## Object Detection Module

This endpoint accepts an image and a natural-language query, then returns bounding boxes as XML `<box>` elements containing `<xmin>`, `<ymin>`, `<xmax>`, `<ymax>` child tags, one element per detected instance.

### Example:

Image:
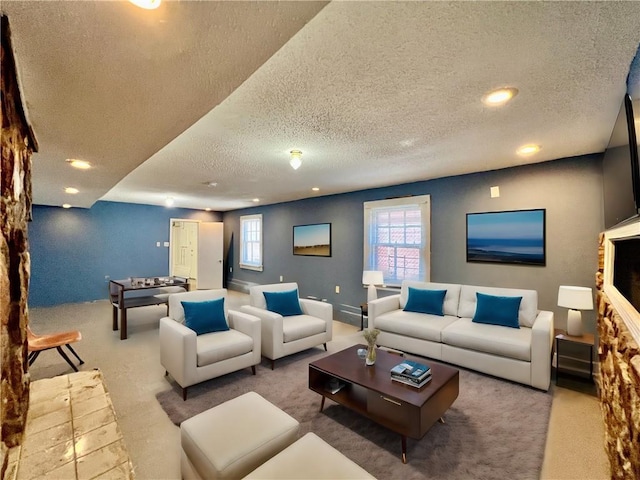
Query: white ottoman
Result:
<box><xmin>181</xmin><ymin>391</ymin><xmax>300</xmax><ymax>479</ymax></box>
<box><xmin>244</xmin><ymin>432</ymin><xmax>375</xmax><ymax>479</ymax></box>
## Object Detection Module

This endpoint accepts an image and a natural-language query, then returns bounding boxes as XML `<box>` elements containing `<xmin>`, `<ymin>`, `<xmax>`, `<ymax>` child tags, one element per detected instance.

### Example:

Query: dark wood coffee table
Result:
<box><xmin>309</xmin><ymin>344</ymin><xmax>459</xmax><ymax>463</ymax></box>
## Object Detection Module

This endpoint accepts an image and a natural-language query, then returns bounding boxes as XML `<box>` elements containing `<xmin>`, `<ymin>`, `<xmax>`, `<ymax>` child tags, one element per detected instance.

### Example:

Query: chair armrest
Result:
<box><xmin>241</xmin><ymin>305</ymin><xmax>284</xmax><ymax>360</ymax></box>
<box><xmin>228</xmin><ymin>310</ymin><xmax>261</xmax><ymax>350</ymax></box>
<box><xmin>159</xmin><ymin>317</ymin><xmax>197</xmax><ymax>387</ymax></box>
<box><xmin>299</xmin><ymin>299</ymin><xmax>333</xmax><ymax>322</ymax></box>
<box><xmin>530</xmin><ymin>310</ymin><xmax>554</xmax><ymax>390</ymax></box>
<box><xmin>368</xmin><ymin>294</ymin><xmax>401</xmax><ymax>328</ymax></box>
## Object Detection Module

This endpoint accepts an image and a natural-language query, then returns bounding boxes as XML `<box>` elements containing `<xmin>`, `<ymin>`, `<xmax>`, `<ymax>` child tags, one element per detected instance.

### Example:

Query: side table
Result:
<box><xmin>360</xmin><ymin>303</ymin><xmax>368</xmax><ymax>331</ymax></box>
<box><xmin>554</xmin><ymin>329</ymin><xmax>595</xmax><ymax>384</ymax></box>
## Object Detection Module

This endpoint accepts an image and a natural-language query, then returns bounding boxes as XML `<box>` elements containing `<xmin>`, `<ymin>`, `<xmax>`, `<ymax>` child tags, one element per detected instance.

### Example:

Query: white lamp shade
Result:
<box><xmin>362</xmin><ymin>270</ymin><xmax>384</xmax><ymax>286</ymax></box>
<box><xmin>557</xmin><ymin>286</ymin><xmax>594</xmax><ymax>310</ymax></box>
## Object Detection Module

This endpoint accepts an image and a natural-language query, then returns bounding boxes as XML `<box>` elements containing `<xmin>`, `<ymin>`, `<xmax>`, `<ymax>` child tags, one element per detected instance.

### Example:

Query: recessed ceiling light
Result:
<box><xmin>252</xmin><ymin>198</ymin><xmax>260</xmax><ymax>203</ymax></box>
<box><xmin>64</xmin><ymin>187</ymin><xmax>79</xmax><ymax>194</ymax></box>
<box><xmin>516</xmin><ymin>144</ymin><xmax>541</xmax><ymax>156</ymax></box>
<box><xmin>205</xmin><ymin>208</ymin><xmax>212</xmax><ymax>212</ymax></box>
<box><xmin>482</xmin><ymin>87</ymin><xmax>519</xmax><ymax>106</ymax></box>
<box><xmin>312</xmin><ymin>187</ymin><xmax>320</xmax><ymax>192</ymax></box>
<box><xmin>66</xmin><ymin>159</ymin><xmax>91</xmax><ymax>170</ymax></box>
<box><xmin>206</xmin><ymin>181</ymin><xmax>218</xmax><ymax>187</ymax></box>
<box><xmin>165</xmin><ymin>197</ymin><xmax>175</xmax><ymax>207</ymax></box>
<box><xmin>62</xmin><ymin>204</ymin><xmax>71</xmax><ymax>209</ymax></box>
<box><xmin>129</xmin><ymin>0</ymin><xmax>161</xmax><ymax>9</ymax></box>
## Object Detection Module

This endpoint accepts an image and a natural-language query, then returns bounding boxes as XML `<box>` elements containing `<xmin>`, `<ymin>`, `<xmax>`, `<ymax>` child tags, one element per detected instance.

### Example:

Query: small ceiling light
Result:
<box><xmin>66</xmin><ymin>159</ymin><xmax>91</xmax><ymax>170</ymax></box>
<box><xmin>64</xmin><ymin>187</ymin><xmax>79</xmax><ymax>194</ymax></box>
<box><xmin>62</xmin><ymin>204</ymin><xmax>71</xmax><ymax>209</ymax></box>
<box><xmin>205</xmin><ymin>208</ymin><xmax>212</xmax><ymax>212</ymax></box>
<box><xmin>482</xmin><ymin>87</ymin><xmax>519</xmax><ymax>106</ymax></box>
<box><xmin>252</xmin><ymin>198</ymin><xmax>260</xmax><ymax>203</ymax></box>
<box><xmin>206</xmin><ymin>181</ymin><xmax>218</xmax><ymax>187</ymax></box>
<box><xmin>129</xmin><ymin>0</ymin><xmax>161</xmax><ymax>10</ymax></box>
<box><xmin>516</xmin><ymin>144</ymin><xmax>541</xmax><ymax>156</ymax></box>
<box><xmin>312</xmin><ymin>187</ymin><xmax>320</xmax><ymax>192</ymax></box>
<box><xmin>289</xmin><ymin>150</ymin><xmax>303</xmax><ymax>170</ymax></box>
<box><xmin>165</xmin><ymin>197</ymin><xmax>175</xmax><ymax>207</ymax></box>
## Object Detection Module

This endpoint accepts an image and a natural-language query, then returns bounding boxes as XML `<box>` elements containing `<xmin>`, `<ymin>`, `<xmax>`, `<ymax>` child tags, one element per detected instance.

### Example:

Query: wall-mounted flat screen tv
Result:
<box><xmin>603</xmin><ymin>94</ymin><xmax>640</xmax><ymax>229</ymax></box>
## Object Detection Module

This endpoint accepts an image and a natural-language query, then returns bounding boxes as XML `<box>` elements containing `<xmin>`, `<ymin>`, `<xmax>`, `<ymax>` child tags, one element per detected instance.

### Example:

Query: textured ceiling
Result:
<box><xmin>3</xmin><ymin>1</ymin><xmax>640</xmax><ymax>211</ymax></box>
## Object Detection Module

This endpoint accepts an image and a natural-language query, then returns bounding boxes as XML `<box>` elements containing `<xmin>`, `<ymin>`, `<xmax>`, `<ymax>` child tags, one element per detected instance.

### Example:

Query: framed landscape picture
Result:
<box><xmin>466</xmin><ymin>209</ymin><xmax>546</xmax><ymax>266</ymax></box>
<box><xmin>293</xmin><ymin>223</ymin><xmax>331</xmax><ymax>257</ymax></box>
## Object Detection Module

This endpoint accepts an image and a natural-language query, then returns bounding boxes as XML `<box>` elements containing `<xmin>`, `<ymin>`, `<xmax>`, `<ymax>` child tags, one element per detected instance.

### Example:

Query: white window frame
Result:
<box><xmin>363</xmin><ymin>195</ymin><xmax>431</xmax><ymax>286</ymax></box>
<box><xmin>240</xmin><ymin>214</ymin><xmax>263</xmax><ymax>272</ymax></box>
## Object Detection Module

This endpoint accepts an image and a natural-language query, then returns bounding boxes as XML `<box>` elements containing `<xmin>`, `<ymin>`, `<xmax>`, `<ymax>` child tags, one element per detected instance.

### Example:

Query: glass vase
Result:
<box><xmin>365</xmin><ymin>345</ymin><xmax>376</xmax><ymax>366</ymax></box>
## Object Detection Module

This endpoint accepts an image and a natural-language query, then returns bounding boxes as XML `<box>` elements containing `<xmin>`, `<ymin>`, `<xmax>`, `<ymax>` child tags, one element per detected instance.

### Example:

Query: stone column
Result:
<box><xmin>1</xmin><ymin>14</ymin><xmax>38</xmax><ymax>474</ymax></box>
<box><xmin>596</xmin><ymin>232</ymin><xmax>640</xmax><ymax>479</ymax></box>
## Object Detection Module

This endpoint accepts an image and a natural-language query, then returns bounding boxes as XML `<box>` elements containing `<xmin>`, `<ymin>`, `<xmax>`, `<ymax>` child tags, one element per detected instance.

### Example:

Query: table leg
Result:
<box><xmin>112</xmin><ymin>306</ymin><xmax>118</xmax><ymax>331</ymax></box>
<box><xmin>120</xmin><ymin>307</ymin><xmax>128</xmax><ymax>340</ymax></box>
<box><xmin>401</xmin><ymin>435</ymin><xmax>407</xmax><ymax>464</ymax></box>
<box><xmin>319</xmin><ymin>396</ymin><xmax>326</xmax><ymax>412</ymax></box>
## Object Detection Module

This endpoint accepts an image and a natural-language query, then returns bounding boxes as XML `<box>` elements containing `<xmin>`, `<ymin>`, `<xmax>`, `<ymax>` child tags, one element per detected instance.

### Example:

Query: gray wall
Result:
<box><xmin>223</xmin><ymin>154</ymin><xmax>603</xmax><ymax>332</ymax></box>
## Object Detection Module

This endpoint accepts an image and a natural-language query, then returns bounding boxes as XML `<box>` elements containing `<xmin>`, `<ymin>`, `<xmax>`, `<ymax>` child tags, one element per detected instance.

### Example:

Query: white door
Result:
<box><xmin>197</xmin><ymin>222</ymin><xmax>224</xmax><ymax>289</ymax></box>
<box><xmin>170</xmin><ymin>220</ymin><xmax>199</xmax><ymax>284</ymax></box>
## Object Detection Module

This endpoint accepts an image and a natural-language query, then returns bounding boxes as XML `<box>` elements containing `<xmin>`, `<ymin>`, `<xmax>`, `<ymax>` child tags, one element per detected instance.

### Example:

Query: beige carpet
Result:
<box><xmin>27</xmin><ymin>291</ymin><xmax>610</xmax><ymax>479</ymax></box>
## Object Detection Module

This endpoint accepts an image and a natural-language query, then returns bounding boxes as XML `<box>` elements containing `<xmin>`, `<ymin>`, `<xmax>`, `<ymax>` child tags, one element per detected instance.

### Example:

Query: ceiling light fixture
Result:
<box><xmin>66</xmin><ymin>159</ymin><xmax>91</xmax><ymax>170</ymax></box>
<box><xmin>289</xmin><ymin>150</ymin><xmax>303</xmax><ymax>170</ymax></box>
<box><xmin>252</xmin><ymin>198</ymin><xmax>260</xmax><ymax>203</ymax></box>
<box><xmin>206</xmin><ymin>181</ymin><xmax>218</xmax><ymax>187</ymax></box>
<box><xmin>482</xmin><ymin>87</ymin><xmax>519</xmax><ymax>106</ymax></box>
<box><xmin>129</xmin><ymin>0</ymin><xmax>161</xmax><ymax>10</ymax></box>
<box><xmin>516</xmin><ymin>144</ymin><xmax>541</xmax><ymax>156</ymax></box>
<box><xmin>165</xmin><ymin>197</ymin><xmax>175</xmax><ymax>207</ymax></box>
<box><xmin>312</xmin><ymin>187</ymin><xmax>320</xmax><ymax>192</ymax></box>
<box><xmin>205</xmin><ymin>208</ymin><xmax>212</xmax><ymax>212</ymax></box>
<box><xmin>64</xmin><ymin>187</ymin><xmax>79</xmax><ymax>194</ymax></box>
<box><xmin>62</xmin><ymin>204</ymin><xmax>71</xmax><ymax>209</ymax></box>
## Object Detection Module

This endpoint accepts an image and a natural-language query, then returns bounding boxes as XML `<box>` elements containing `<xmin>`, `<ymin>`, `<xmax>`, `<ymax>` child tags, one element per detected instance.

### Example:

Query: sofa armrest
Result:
<box><xmin>228</xmin><ymin>309</ymin><xmax>261</xmax><ymax>354</ymax></box>
<box><xmin>530</xmin><ymin>310</ymin><xmax>554</xmax><ymax>390</ymax></box>
<box><xmin>368</xmin><ymin>294</ymin><xmax>401</xmax><ymax>328</ymax></box>
<box><xmin>241</xmin><ymin>305</ymin><xmax>284</xmax><ymax>360</ymax></box>
<box><xmin>159</xmin><ymin>317</ymin><xmax>197</xmax><ymax>388</ymax></box>
<box><xmin>299</xmin><ymin>298</ymin><xmax>333</xmax><ymax>322</ymax></box>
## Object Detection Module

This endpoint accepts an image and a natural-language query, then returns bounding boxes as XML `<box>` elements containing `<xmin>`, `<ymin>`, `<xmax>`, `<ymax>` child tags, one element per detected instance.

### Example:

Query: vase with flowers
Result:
<box><xmin>363</xmin><ymin>328</ymin><xmax>380</xmax><ymax>366</ymax></box>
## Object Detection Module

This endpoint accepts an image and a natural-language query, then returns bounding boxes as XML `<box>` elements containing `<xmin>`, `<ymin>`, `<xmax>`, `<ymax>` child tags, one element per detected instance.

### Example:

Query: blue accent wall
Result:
<box><xmin>29</xmin><ymin>201</ymin><xmax>221</xmax><ymax>306</ymax></box>
<box><xmin>223</xmin><ymin>155</ymin><xmax>605</xmax><ymax>331</ymax></box>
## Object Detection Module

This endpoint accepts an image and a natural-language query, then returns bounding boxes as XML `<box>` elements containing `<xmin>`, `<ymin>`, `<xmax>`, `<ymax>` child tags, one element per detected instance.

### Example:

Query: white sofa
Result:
<box><xmin>241</xmin><ymin>283</ymin><xmax>333</xmax><ymax>369</ymax></box>
<box><xmin>368</xmin><ymin>281</ymin><xmax>554</xmax><ymax>390</ymax></box>
<box><xmin>160</xmin><ymin>289</ymin><xmax>261</xmax><ymax>400</ymax></box>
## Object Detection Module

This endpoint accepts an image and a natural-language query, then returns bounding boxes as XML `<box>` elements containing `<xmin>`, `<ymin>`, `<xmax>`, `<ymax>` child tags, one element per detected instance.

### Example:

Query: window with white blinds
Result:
<box><xmin>363</xmin><ymin>195</ymin><xmax>431</xmax><ymax>286</ymax></box>
<box><xmin>240</xmin><ymin>214</ymin><xmax>263</xmax><ymax>271</ymax></box>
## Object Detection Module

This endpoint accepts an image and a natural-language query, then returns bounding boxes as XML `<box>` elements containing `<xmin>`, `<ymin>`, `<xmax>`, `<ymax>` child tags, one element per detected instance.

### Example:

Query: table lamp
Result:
<box><xmin>557</xmin><ymin>285</ymin><xmax>593</xmax><ymax>336</ymax></box>
<box><xmin>362</xmin><ymin>270</ymin><xmax>384</xmax><ymax>303</ymax></box>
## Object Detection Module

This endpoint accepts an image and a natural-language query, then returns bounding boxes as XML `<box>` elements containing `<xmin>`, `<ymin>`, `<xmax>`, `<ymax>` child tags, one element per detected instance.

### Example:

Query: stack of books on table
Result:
<box><xmin>390</xmin><ymin>360</ymin><xmax>432</xmax><ymax>388</ymax></box>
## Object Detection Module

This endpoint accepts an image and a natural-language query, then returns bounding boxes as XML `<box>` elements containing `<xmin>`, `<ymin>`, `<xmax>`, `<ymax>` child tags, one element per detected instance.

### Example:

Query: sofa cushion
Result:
<box><xmin>400</xmin><ymin>281</ymin><xmax>462</xmax><ymax>316</ymax></box>
<box><xmin>264</xmin><ymin>289</ymin><xmax>304</xmax><ymax>317</ymax></box>
<box><xmin>182</xmin><ymin>298</ymin><xmax>229</xmax><ymax>335</ymax></box>
<box><xmin>375</xmin><ymin>310</ymin><xmax>459</xmax><ymax>342</ymax></box>
<box><xmin>196</xmin><ymin>329</ymin><xmax>254</xmax><ymax>367</ymax></box>
<box><xmin>442</xmin><ymin>318</ymin><xmax>532</xmax><ymax>361</ymax></box>
<box><xmin>472</xmin><ymin>292</ymin><xmax>522</xmax><ymax>329</ymax></box>
<box><xmin>458</xmin><ymin>285</ymin><xmax>538</xmax><ymax>327</ymax></box>
<box><xmin>283</xmin><ymin>315</ymin><xmax>326</xmax><ymax>343</ymax></box>
<box><xmin>404</xmin><ymin>287</ymin><xmax>447</xmax><ymax>316</ymax></box>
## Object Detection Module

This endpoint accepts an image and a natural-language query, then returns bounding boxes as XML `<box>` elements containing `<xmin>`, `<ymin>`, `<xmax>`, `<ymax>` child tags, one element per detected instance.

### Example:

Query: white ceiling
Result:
<box><xmin>3</xmin><ymin>1</ymin><xmax>640</xmax><ymax>211</ymax></box>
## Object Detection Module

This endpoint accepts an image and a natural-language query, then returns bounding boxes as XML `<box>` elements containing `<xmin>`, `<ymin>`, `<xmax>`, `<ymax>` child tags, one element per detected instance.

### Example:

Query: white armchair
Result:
<box><xmin>240</xmin><ymin>283</ymin><xmax>333</xmax><ymax>369</ymax></box>
<box><xmin>159</xmin><ymin>289</ymin><xmax>261</xmax><ymax>400</ymax></box>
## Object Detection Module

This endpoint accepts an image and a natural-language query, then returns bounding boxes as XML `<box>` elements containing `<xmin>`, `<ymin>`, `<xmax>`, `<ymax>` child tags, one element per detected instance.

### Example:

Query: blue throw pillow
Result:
<box><xmin>403</xmin><ymin>287</ymin><xmax>447</xmax><ymax>316</ymax></box>
<box><xmin>472</xmin><ymin>292</ymin><xmax>521</xmax><ymax>329</ymax></box>
<box><xmin>181</xmin><ymin>298</ymin><xmax>229</xmax><ymax>335</ymax></box>
<box><xmin>263</xmin><ymin>289</ymin><xmax>303</xmax><ymax>316</ymax></box>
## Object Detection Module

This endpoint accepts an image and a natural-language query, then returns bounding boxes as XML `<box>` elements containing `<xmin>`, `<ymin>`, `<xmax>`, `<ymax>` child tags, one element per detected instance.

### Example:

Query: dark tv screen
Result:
<box><xmin>603</xmin><ymin>94</ymin><xmax>640</xmax><ymax>229</ymax></box>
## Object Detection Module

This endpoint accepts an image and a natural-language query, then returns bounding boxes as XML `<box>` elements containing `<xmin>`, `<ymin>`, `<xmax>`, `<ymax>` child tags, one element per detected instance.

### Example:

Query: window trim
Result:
<box><xmin>363</xmin><ymin>195</ymin><xmax>431</xmax><ymax>286</ymax></box>
<box><xmin>239</xmin><ymin>214</ymin><xmax>263</xmax><ymax>272</ymax></box>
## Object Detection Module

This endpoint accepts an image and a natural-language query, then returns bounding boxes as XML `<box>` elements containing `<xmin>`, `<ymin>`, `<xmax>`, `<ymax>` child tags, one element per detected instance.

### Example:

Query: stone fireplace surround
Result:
<box><xmin>596</xmin><ymin>219</ymin><xmax>640</xmax><ymax>479</ymax></box>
